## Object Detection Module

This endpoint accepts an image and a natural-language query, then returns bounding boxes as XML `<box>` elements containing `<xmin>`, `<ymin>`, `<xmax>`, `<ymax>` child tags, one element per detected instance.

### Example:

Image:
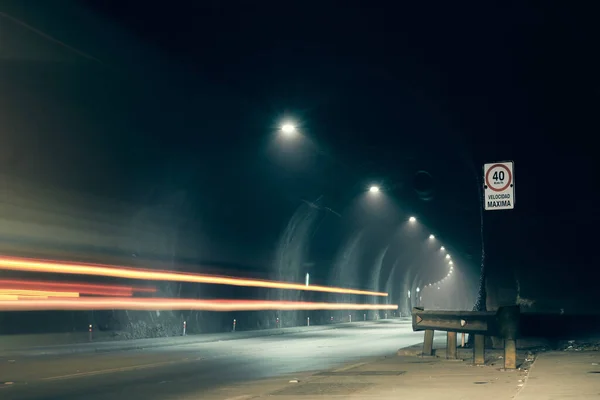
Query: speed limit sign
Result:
<box><xmin>484</xmin><ymin>161</ymin><xmax>514</xmax><ymax>210</ymax></box>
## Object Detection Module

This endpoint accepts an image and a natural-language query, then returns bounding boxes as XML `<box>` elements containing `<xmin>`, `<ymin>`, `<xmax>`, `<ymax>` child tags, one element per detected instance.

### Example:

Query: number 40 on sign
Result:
<box><xmin>483</xmin><ymin>161</ymin><xmax>515</xmax><ymax>210</ymax></box>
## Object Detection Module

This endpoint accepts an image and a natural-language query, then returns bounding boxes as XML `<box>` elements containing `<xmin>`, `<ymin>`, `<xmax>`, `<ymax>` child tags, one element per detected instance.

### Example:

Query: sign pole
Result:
<box><xmin>478</xmin><ymin>161</ymin><xmax>515</xmax><ymax>349</ymax></box>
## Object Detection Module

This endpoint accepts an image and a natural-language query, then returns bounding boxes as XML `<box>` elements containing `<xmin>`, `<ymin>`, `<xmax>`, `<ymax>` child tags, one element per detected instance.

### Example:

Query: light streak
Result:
<box><xmin>0</xmin><ymin>297</ymin><xmax>399</xmax><ymax>312</ymax></box>
<box><xmin>0</xmin><ymin>279</ymin><xmax>155</xmax><ymax>297</ymax></box>
<box><xmin>0</xmin><ymin>289</ymin><xmax>79</xmax><ymax>298</ymax></box>
<box><xmin>0</xmin><ymin>256</ymin><xmax>387</xmax><ymax>297</ymax></box>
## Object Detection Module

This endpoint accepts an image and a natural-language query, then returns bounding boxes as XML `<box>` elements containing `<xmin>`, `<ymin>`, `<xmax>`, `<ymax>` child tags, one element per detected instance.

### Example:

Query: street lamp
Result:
<box><xmin>369</xmin><ymin>185</ymin><xmax>380</xmax><ymax>193</ymax></box>
<box><xmin>408</xmin><ymin>216</ymin><xmax>416</xmax><ymax>223</ymax></box>
<box><xmin>440</xmin><ymin>246</ymin><xmax>445</xmax><ymax>251</ymax></box>
<box><xmin>280</xmin><ymin>123</ymin><xmax>297</xmax><ymax>136</ymax></box>
<box><xmin>429</xmin><ymin>234</ymin><xmax>435</xmax><ymax>240</ymax></box>
<box><xmin>449</xmin><ymin>260</ymin><xmax>453</xmax><ymax>265</ymax></box>
<box><xmin>445</xmin><ymin>254</ymin><xmax>451</xmax><ymax>259</ymax></box>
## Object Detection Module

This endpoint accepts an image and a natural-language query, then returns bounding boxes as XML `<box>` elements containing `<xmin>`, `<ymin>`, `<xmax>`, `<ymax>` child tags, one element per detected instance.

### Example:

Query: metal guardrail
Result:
<box><xmin>411</xmin><ymin>305</ymin><xmax>520</xmax><ymax>369</ymax></box>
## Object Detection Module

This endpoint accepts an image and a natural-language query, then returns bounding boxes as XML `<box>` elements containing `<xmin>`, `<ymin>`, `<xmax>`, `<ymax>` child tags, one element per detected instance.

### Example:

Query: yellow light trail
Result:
<box><xmin>0</xmin><ymin>256</ymin><xmax>388</xmax><ymax>297</ymax></box>
<box><xmin>0</xmin><ymin>297</ymin><xmax>398</xmax><ymax>312</ymax></box>
<box><xmin>0</xmin><ymin>289</ymin><xmax>79</xmax><ymax>298</ymax></box>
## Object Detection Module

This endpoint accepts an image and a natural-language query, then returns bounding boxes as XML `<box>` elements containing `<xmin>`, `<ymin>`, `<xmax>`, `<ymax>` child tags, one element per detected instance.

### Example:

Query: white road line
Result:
<box><xmin>223</xmin><ymin>395</ymin><xmax>256</xmax><ymax>400</ymax></box>
<box><xmin>333</xmin><ymin>361</ymin><xmax>369</xmax><ymax>372</ymax></box>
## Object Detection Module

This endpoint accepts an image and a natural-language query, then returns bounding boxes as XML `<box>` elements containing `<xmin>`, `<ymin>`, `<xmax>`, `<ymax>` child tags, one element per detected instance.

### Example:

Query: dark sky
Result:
<box><xmin>1</xmin><ymin>1</ymin><xmax>598</xmax><ymax>310</ymax></box>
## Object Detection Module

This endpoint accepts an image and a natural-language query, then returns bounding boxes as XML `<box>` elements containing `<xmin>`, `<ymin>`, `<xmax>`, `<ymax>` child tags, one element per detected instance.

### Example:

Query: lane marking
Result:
<box><xmin>223</xmin><ymin>395</ymin><xmax>256</xmax><ymax>400</ymax></box>
<box><xmin>333</xmin><ymin>361</ymin><xmax>369</xmax><ymax>372</ymax></box>
<box><xmin>42</xmin><ymin>357</ymin><xmax>202</xmax><ymax>381</ymax></box>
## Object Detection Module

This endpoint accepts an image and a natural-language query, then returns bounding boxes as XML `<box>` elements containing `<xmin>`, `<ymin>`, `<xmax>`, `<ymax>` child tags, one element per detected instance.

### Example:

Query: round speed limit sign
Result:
<box><xmin>485</xmin><ymin>164</ymin><xmax>512</xmax><ymax>192</ymax></box>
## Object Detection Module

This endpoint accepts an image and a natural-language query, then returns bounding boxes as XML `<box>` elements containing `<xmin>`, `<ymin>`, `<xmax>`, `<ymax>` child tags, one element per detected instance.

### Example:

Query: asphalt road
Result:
<box><xmin>1</xmin><ymin>320</ymin><xmax>426</xmax><ymax>400</ymax></box>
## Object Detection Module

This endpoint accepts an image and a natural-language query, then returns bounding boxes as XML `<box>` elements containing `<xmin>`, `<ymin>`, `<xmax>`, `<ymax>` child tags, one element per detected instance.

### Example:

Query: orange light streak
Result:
<box><xmin>0</xmin><ymin>297</ymin><xmax>398</xmax><ymax>312</ymax></box>
<box><xmin>0</xmin><ymin>256</ymin><xmax>387</xmax><ymax>297</ymax></box>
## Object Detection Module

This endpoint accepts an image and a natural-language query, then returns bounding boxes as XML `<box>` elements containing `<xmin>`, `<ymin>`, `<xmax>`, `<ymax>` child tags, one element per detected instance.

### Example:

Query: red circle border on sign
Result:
<box><xmin>485</xmin><ymin>164</ymin><xmax>512</xmax><ymax>192</ymax></box>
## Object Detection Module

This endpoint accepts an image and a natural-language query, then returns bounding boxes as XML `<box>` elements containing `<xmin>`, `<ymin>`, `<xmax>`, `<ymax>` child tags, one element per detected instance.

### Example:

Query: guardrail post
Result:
<box><xmin>423</xmin><ymin>329</ymin><xmax>434</xmax><ymax>356</ymax></box>
<box><xmin>446</xmin><ymin>331</ymin><xmax>457</xmax><ymax>359</ymax></box>
<box><xmin>474</xmin><ymin>334</ymin><xmax>485</xmax><ymax>364</ymax></box>
<box><xmin>504</xmin><ymin>339</ymin><xmax>517</xmax><ymax>369</ymax></box>
<box><xmin>496</xmin><ymin>305</ymin><xmax>520</xmax><ymax>370</ymax></box>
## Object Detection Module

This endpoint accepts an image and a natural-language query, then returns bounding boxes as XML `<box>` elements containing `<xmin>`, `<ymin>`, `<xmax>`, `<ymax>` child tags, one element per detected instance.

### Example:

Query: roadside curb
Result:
<box><xmin>396</xmin><ymin>342</ymin><xmax>426</xmax><ymax>356</ymax></box>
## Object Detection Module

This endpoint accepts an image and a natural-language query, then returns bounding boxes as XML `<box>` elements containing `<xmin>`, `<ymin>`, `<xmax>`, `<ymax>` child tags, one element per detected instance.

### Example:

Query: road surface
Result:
<box><xmin>0</xmin><ymin>320</ymin><xmax>428</xmax><ymax>399</ymax></box>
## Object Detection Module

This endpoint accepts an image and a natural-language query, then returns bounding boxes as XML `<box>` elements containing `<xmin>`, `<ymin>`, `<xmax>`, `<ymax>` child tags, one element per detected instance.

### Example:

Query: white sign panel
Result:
<box><xmin>484</xmin><ymin>161</ymin><xmax>514</xmax><ymax>210</ymax></box>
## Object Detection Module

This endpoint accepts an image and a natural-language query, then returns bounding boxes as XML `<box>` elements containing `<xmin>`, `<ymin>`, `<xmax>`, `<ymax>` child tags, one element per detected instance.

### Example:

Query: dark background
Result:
<box><xmin>0</xmin><ymin>1</ymin><xmax>597</xmax><ymax>335</ymax></box>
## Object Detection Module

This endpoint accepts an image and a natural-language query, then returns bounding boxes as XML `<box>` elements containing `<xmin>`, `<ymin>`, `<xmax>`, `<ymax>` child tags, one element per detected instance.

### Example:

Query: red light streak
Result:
<box><xmin>0</xmin><ymin>297</ymin><xmax>398</xmax><ymax>311</ymax></box>
<box><xmin>0</xmin><ymin>256</ymin><xmax>387</xmax><ymax>297</ymax></box>
<box><xmin>0</xmin><ymin>279</ymin><xmax>155</xmax><ymax>297</ymax></box>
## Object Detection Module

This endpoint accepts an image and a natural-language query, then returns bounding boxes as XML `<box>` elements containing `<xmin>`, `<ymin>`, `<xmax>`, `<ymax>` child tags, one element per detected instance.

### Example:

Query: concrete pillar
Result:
<box><xmin>423</xmin><ymin>329</ymin><xmax>434</xmax><ymax>356</ymax></box>
<box><xmin>474</xmin><ymin>334</ymin><xmax>485</xmax><ymax>364</ymax></box>
<box><xmin>446</xmin><ymin>331</ymin><xmax>457</xmax><ymax>359</ymax></box>
<box><xmin>504</xmin><ymin>339</ymin><xmax>517</xmax><ymax>369</ymax></box>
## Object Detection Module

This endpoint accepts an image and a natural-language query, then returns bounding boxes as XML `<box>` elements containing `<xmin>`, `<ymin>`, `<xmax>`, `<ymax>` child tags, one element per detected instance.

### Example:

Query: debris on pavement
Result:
<box><xmin>560</xmin><ymin>340</ymin><xmax>600</xmax><ymax>352</ymax></box>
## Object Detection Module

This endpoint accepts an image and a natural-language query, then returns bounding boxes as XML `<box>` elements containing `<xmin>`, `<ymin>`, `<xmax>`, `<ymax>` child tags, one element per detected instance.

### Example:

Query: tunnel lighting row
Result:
<box><xmin>399</xmin><ymin>214</ymin><xmax>456</xmax><ymax>298</ymax></box>
<box><xmin>415</xmin><ymin>218</ymin><xmax>455</xmax><ymax>293</ymax></box>
<box><xmin>279</xmin><ymin>122</ymin><xmax>455</xmax><ymax>295</ymax></box>
<box><xmin>365</xmin><ymin>184</ymin><xmax>456</xmax><ymax>293</ymax></box>
<box><xmin>350</xmin><ymin>182</ymin><xmax>457</xmax><ymax>293</ymax></box>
